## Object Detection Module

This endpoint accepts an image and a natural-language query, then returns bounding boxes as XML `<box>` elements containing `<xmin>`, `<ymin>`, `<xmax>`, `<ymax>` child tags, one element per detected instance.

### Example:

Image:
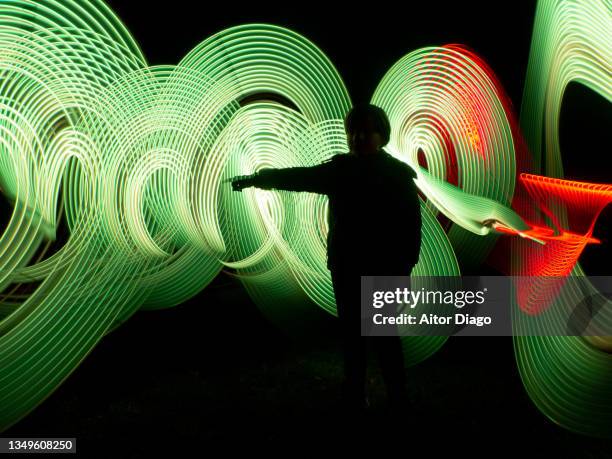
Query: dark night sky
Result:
<box><xmin>105</xmin><ymin>0</ymin><xmax>537</xmax><ymax>107</ymax></box>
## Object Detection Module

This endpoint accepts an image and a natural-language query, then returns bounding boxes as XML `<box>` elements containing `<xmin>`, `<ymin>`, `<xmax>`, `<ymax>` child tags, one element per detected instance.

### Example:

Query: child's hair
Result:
<box><xmin>344</xmin><ymin>104</ymin><xmax>391</xmax><ymax>145</ymax></box>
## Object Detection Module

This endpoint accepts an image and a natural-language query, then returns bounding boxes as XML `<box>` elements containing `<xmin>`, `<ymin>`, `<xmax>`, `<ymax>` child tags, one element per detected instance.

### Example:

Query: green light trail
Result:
<box><xmin>0</xmin><ymin>0</ymin><xmax>609</xmax><ymax>438</ymax></box>
<box><xmin>515</xmin><ymin>0</ymin><xmax>612</xmax><ymax>438</ymax></box>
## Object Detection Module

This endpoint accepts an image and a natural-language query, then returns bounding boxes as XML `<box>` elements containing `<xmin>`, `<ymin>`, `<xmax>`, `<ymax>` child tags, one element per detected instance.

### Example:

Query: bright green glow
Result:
<box><xmin>372</xmin><ymin>45</ymin><xmax>520</xmax><ymax>362</ymax></box>
<box><xmin>0</xmin><ymin>0</ymin><xmax>359</xmax><ymax>429</ymax></box>
<box><xmin>415</xmin><ymin>169</ymin><xmax>529</xmax><ymax>236</ymax></box>
<box><xmin>0</xmin><ymin>0</ymin><xmax>496</xmax><ymax>426</ymax></box>
<box><xmin>372</xmin><ymin>45</ymin><xmax>518</xmax><ymax>268</ymax></box>
<box><xmin>1</xmin><ymin>0</ymin><xmax>608</xmax><ymax>439</ymax></box>
<box><xmin>0</xmin><ymin>1</ymin><xmax>462</xmax><ymax>428</ymax></box>
<box><xmin>0</xmin><ymin>0</ymin><xmax>151</xmax><ymax>430</ymax></box>
<box><xmin>516</xmin><ymin>0</ymin><xmax>612</xmax><ymax>438</ymax></box>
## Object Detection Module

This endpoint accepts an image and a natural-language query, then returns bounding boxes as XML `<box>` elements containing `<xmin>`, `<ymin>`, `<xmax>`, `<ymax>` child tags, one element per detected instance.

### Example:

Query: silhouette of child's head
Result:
<box><xmin>344</xmin><ymin>104</ymin><xmax>391</xmax><ymax>154</ymax></box>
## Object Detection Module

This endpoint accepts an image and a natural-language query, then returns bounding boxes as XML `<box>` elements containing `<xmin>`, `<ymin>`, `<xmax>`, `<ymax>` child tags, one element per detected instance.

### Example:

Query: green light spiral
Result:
<box><xmin>0</xmin><ymin>0</ymin><xmax>609</xmax><ymax>439</ymax></box>
<box><xmin>516</xmin><ymin>0</ymin><xmax>612</xmax><ymax>438</ymax></box>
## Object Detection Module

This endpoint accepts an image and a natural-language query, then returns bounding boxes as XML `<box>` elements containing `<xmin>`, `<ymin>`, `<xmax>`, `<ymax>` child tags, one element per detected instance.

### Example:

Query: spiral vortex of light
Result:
<box><xmin>0</xmin><ymin>0</ymin><xmax>609</xmax><ymax>438</ymax></box>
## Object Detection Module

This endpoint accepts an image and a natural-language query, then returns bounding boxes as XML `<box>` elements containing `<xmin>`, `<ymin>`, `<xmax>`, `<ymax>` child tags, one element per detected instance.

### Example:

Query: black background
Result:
<box><xmin>5</xmin><ymin>0</ymin><xmax>612</xmax><ymax>456</ymax></box>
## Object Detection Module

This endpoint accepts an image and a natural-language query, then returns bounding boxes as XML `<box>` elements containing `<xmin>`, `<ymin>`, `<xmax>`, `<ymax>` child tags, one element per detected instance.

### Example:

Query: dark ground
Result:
<box><xmin>5</xmin><ymin>272</ymin><xmax>612</xmax><ymax>457</ymax></box>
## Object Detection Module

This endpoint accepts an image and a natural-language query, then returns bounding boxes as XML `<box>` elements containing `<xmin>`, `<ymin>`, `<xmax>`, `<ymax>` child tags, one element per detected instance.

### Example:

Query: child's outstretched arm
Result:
<box><xmin>229</xmin><ymin>157</ymin><xmax>337</xmax><ymax>194</ymax></box>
